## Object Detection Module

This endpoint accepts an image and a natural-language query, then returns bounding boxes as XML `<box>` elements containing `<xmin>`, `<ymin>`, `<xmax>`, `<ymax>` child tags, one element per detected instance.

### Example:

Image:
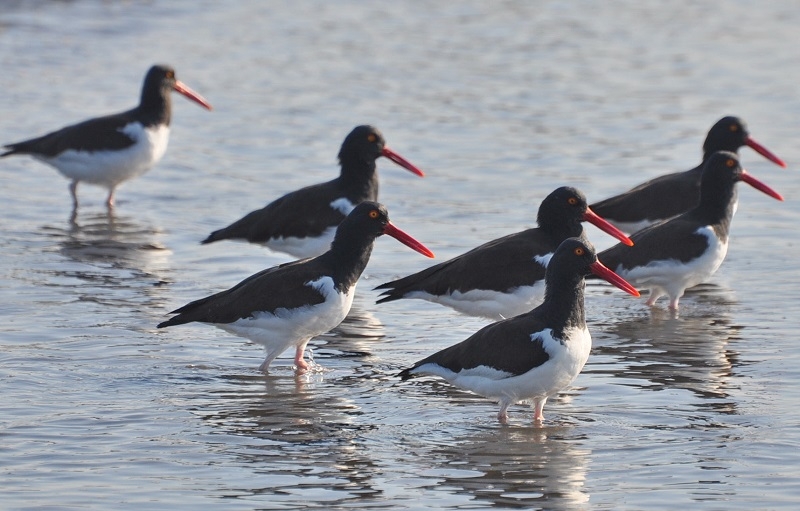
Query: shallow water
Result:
<box><xmin>1</xmin><ymin>1</ymin><xmax>800</xmax><ymax>509</ymax></box>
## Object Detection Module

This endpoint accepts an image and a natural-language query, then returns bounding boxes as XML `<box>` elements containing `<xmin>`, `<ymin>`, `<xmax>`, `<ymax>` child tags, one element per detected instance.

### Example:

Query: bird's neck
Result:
<box><xmin>540</xmin><ymin>277</ymin><xmax>586</xmax><ymax>338</ymax></box>
<box><xmin>338</xmin><ymin>158</ymin><xmax>379</xmax><ymax>197</ymax></box>
<box><xmin>324</xmin><ymin>237</ymin><xmax>375</xmax><ymax>292</ymax></box>
<box><xmin>695</xmin><ymin>178</ymin><xmax>736</xmax><ymax>238</ymax></box>
<box><xmin>539</xmin><ymin>219</ymin><xmax>584</xmax><ymax>245</ymax></box>
<box><xmin>138</xmin><ymin>88</ymin><xmax>172</xmax><ymax>126</ymax></box>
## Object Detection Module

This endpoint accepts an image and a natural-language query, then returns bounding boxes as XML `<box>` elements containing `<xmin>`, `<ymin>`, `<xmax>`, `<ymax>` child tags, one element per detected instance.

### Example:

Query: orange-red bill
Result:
<box><xmin>589</xmin><ymin>260</ymin><xmax>640</xmax><ymax>297</ymax></box>
<box><xmin>381</xmin><ymin>147</ymin><xmax>425</xmax><ymax>177</ymax></box>
<box><xmin>584</xmin><ymin>208</ymin><xmax>634</xmax><ymax>246</ymax></box>
<box><xmin>746</xmin><ymin>136</ymin><xmax>786</xmax><ymax>168</ymax></box>
<box><xmin>741</xmin><ymin>171</ymin><xmax>784</xmax><ymax>201</ymax></box>
<box><xmin>172</xmin><ymin>80</ymin><xmax>213</xmax><ymax>110</ymax></box>
<box><xmin>383</xmin><ymin>222</ymin><xmax>435</xmax><ymax>258</ymax></box>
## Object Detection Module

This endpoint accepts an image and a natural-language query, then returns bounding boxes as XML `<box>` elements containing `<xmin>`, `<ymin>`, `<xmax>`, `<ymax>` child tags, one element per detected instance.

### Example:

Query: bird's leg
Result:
<box><xmin>668</xmin><ymin>296</ymin><xmax>681</xmax><ymax>311</ymax></box>
<box><xmin>533</xmin><ymin>397</ymin><xmax>547</xmax><ymax>423</ymax></box>
<box><xmin>105</xmin><ymin>187</ymin><xmax>116</xmax><ymax>209</ymax></box>
<box><xmin>645</xmin><ymin>290</ymin><xmax>663</xmax><ymax>307</ymax></box>
<box><xmin>293</xmin><ymin>345</ymin><xmax>310</xmax><ymax>372</ymax></box>
<box><xmin>69</xmin><ymin>181</ymin><xmax>79</xmax><ymax>210</ymax></box>
<box><xmin>497</xmin><ymin>401</ymin><xmax>510</xmax><ymax>424</ymax></box>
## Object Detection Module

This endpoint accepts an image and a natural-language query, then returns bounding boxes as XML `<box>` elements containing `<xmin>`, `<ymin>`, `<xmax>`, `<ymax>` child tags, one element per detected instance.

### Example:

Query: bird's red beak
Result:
<box><xmin>740</xmin><ymin>170</ymin><xmax>784</xmax><ymax>201</ymax></box>
<box><xmin>584</xmin><ymin>207</ymin><xmax>635</xmax><ymax>246</ymax></box>
<box><xmin>172</xmin><ymin>80</ymin><xmax>213</xmax><ymax>110</ymax></box>
<box><xmin>381</xmin><ymin>147</ymin><xmax>425</xmax><ymax>177</ymax></box>
<box><xmin>383</xmin><ymin>222</ymin><xmax>435</xmax><ymax>258</ymax></box>
<box><xmin>589</xmin><ymin>261</ymin><xmax>640</xmax><ymax>297</ymax></box>
<box><xmin>745</xmin><ymin>136</ymin><xmax>786</xmax><ymax>168</ymax></box>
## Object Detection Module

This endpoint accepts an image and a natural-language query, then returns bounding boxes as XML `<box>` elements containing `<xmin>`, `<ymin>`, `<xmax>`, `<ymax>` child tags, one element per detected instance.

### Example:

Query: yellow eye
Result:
<box><xmin>568</xmin><ymin>197</ymin><xmax>578</xmax><ymax>205</ymax></box>
<box><xmin>369</xmin><ymin>209</ymin><xmax>380</xmax><ymax>219</ymax></box>
<box><xmin>574</xmin><ymin>247</ymin><xmax>585</xmax><ymax>256</ymax></box>
<box><xmin>166</xmin><ymin>70</ymin><xmax>174</xmax><ymax>79</ymax></box>
<box><xmin>729</xmin><ymin>124</ymin><xmax>738</xmax><ymax>132</ymax></box>
<box><xmin>367</xmin><ymin>134</ymin><xmax>377</xmax><ymax>143</ymax></box>
<box><xmin>726</xmin><ymin>158</ymin><xmax>735</xmax><ymax>167</ymax></box>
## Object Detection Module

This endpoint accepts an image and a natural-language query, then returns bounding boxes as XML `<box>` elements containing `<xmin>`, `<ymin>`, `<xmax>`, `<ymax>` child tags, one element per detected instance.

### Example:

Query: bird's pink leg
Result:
<box><xmin>105</xmin><ymin>187</ymin><xmax>116</xmax><ymax>209</ymax></box>
<box><xmin>293</xmin><ymin>346</ymin><xmax>310</xmax><ymax>372</ymax></box>
<box><xmin>533</xmin><ymin>397</ymin><xmax>547</xmax><ymax>423</ymax></box>
<box><xmin>497</xmin><ymin>401</ymin><xmax>510</xmax><ymax>424</ymax></box>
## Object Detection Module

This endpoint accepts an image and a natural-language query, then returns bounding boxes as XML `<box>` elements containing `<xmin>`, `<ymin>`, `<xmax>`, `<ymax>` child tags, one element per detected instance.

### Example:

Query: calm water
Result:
<box><xmin>2</xmin><ymin>1</ymin><xmax>800</xmax><ymax>509</ymax></box>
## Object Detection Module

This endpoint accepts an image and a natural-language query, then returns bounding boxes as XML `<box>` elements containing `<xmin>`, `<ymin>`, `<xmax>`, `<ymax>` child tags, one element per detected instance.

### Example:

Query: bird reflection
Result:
<box><xmin>189</xmin><ymin>370</ymin><xmax>384</xmax><ymax>503</ymax></box>
<box><xmin>591</xmin><ymin>288</ymin><xmax>742</xmax><ymax>407</ymax></box>
<box><xmin>423</xmin><ymin>426</ymin><xmax>590</xmax><ymax>509</ymax></box>
<box><xmin>37</xmin><ymin>210</ymin><xmax>172</xmax><ymax>310</ymax></box>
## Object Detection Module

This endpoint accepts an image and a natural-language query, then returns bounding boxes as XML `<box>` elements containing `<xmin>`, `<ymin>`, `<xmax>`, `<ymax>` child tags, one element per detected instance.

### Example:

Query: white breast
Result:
<box><xmin>38</xmin><ymin>123</ymin><xmax>170</xmax><ymax>188</ymax></box>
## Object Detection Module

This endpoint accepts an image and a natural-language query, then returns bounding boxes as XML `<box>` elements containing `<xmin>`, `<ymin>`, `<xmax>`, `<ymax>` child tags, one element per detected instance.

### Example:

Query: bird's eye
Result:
<box><xmin>568</xmin><ymin>197</ymin><xmax>578</xmax><ymax>205</ymax></box>
<box><xmin>726</xmin><ymin>158</ymin><xmax>735</xmax><ymax>167</ymax></box>
<box><xmin>166</xmin><ymin>70</ymin><xmax>174</xmax><ymax>79</ymax></box>
<box><xmin>574</xmin><ymin>247</ymin><xmax>585</xmax><ymax>256</ymax></box>
<box><xmin>367</xmin><ymin>134</ymin><xmax>377</xmax><ymax>143</ymax></box>
<box><xmin>369</xmin><ymin>209</ymin><xmax>380</xmax><ymax>219</ymax></box>
<box><xmin>729</xmin><ymin>124</ymin><xmax>738</xmax><ymax>132</ymax></box>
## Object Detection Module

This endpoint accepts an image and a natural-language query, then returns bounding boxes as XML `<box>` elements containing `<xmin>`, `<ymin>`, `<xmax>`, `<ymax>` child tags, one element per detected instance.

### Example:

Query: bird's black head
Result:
<box><xmin>537</xmin><ymin>186</ymin><xmax>589</xmax><ymax>233</ymax></box>
<box><xmin>703</xmin><ymin>116</ymin><xmax>749</xmax><ymax>156</ymax></box>
<box><xmin>702</xmin><ymin>151</ymin><xmax>783</xmax><ymax>201</ymax></box>
<box><xmin>339</xmin><ymin>201</ymin><xmax>392</xmax><ymax>240</ymax></box>
<box><xmin>548</xmin><ymin>237</ymin><xmax>599</xmax><ymax>280</ymax></box>
<box><xmin>339</xmin><ymin>125</ymin><xmax>387</xmax><ymax>164</ymax></box>
<box><xmin>144</xmin><ymin>64</ymin><xmax>178</xmax><ymax>92</ymax></box>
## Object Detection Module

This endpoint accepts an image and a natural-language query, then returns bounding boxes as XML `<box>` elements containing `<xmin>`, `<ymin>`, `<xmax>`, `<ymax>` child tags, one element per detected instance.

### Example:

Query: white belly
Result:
<box><xmin>406</xmin><ymin>281</ymin><xmax>546</xmax><ymax>320</ymax></box>
<box><xmin>616</xmin><ymin>225</ymin><xmax>728</xmax><ymax>299</ymax></box>
<box><xmin>416</xmin><ymin>326</ymin><xmax>592</xmax><ymax>405</ymax></box>
<box><xmin>38</xmin><ymin>123</ymin><xmax>169</xmax><ymax>188</ymax></box>
<box><xmin>214</xmin><ymin>276</ymin><xmax>355</xmax><ymax>359</ymax></box>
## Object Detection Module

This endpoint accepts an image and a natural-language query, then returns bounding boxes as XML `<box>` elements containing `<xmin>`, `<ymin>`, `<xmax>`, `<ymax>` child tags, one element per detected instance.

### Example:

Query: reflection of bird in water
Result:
<box><xmin>38</xmin><ymin>210</ymin><xmax>172</xmax><ymax>310</ymax></box>
<box><xmin>591</xmin><ymin>299</ymin><xmax>741</xmax><ymax>404</ymax></box>
<box><xmin>418</xmin><ymin>426</ymin><xmax>589</xmax><ymax>510</ymax></box>
<box><xmin>183</xmin><ymin>371</ymin><xmax>383</xmax><ymax>503</ymax></box>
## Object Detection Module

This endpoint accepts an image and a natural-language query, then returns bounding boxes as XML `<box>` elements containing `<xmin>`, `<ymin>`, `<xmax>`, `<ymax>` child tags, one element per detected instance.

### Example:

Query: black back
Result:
<box><xmin>200</xmin><ymin>125</ymin><xmax>391</xmax><ymax>244</ymax></box>
<box><xmin>1</xmin><ymin>65</ymin><xmax>178</xmax><ymax>158</ymax></box>
<box><xmin>158</xmin><ymin>202</ymin><xmax>393</xmax><ymax>327</ymax></box>
<box><xmin>589</xmin><ymin>116</ymin><xmax>752</xmax><ymax>224</ymax></box>
<box><xmin>376</xmin><ymin>186</ymin><xmax>591</xmax><ymax>299</ymax></box>
<box><xmin>598</xmin><ymin>151</ymin><xmax>743</xmax><ymax>271</ymax></box>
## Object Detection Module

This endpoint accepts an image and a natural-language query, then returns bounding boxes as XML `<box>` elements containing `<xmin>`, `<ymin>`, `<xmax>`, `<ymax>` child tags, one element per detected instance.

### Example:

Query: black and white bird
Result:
<box><xmin>399</xmin><ymin>237</ymin><xmax>639</xmax><ymax>423</ymax></box>
<box><xmin>596</xmin><ymin>151</ymin><xmax>783</xmax><ymax>310</ymax></box>
<box><xmin>158</xmin><ymin>201</ymin><xmax>434</xmax><ymax>373</ymax></box>
<box><xmin>590</xmin><ymin>116</ymin><xmax>785</xmax><ymax>233</ymax></box>
<box><xmin>2</xmin><ymin>65</ymin><xmax>212</xmax><ymax>210</ymax></box>
<box><xmin>201</xmin><ymin>125</ymin><xmax>424</xmax><ymax>259</ymax></box>
<box><xmin>375</xmin><ymin>187</ymin><xmax>633</xmax><ymax>319</ymax></box>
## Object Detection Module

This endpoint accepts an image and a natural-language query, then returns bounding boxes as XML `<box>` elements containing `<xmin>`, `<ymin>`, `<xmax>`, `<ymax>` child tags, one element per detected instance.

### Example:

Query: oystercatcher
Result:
<box><xmin>158</xmin><ymin>201</ymin><xmax>434</xmax><ymax>373</ymax></box>
<box><xmin>1</xmin><ymin>65</ymin><xmax>212</xmax><ymax>210</ymax></box>
<box><xmin>591</xmin><ymin>116</ymin><xmax>785</xmax><ymax>233</ymax></box>
<box><xmin>201</xmin><ymin>125</ymin><xmax>424</xmax><ymax>259</ymax></box>
<box><xmin>596</xmin><ymin>151</ymin><xmax>783</xmax><ymax>310</ymax></box>
<box><xmin>375</xmin><ymin>186</ymin><xmax>633</xmax><ymax>319</ymax></box>
<box><xmin>399</xmin><ymin>237</ymin><xmax>639</xmax><ymax>423</ymax></box>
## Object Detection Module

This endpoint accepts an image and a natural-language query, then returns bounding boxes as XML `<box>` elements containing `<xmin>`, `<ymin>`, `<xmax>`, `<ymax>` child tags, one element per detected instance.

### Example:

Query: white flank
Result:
<box><xmin>329</xmin><ymin>197</ymin><xmax>356</xmax><ymax>216</ymax></box>
<box><xmin>214</xmin><ymin>276</ymin><xmax>355</xmax><ymax>364</ymax></box>
<box><xmin>413</xmin><ymin>326</ymin><xmax>592</xmax><ymax>406</ymax></box>
<box><xmin>265</xmin><ymin>225</ymin><xmax>338</xmax><ymax>259</ymax></box>
<box><xmin>261</xmin><ymin>197</ymin><xmax>355</xmax><ymax>259</ymax></box>
<box><xmin>37</xmin><ymin>123</ymin><xmax>170</xmax><ymax>188</ymax></box>
<box><xmin>614</xmin><ymin>225</ymin><xmax>728</xmax><ymax>303</ymax></box>
<box><xmin>403</xmin><ymin>253</ymin><xmax>552</xmax><ymax>320</ymax></box>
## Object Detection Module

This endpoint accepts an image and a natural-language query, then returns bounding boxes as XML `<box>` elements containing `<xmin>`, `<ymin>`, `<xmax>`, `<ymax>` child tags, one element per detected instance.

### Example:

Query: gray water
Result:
<box><xmin>1</xmin><ymin>1</ymin><xmax>799</xmax><ymax>509</ymax></box>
